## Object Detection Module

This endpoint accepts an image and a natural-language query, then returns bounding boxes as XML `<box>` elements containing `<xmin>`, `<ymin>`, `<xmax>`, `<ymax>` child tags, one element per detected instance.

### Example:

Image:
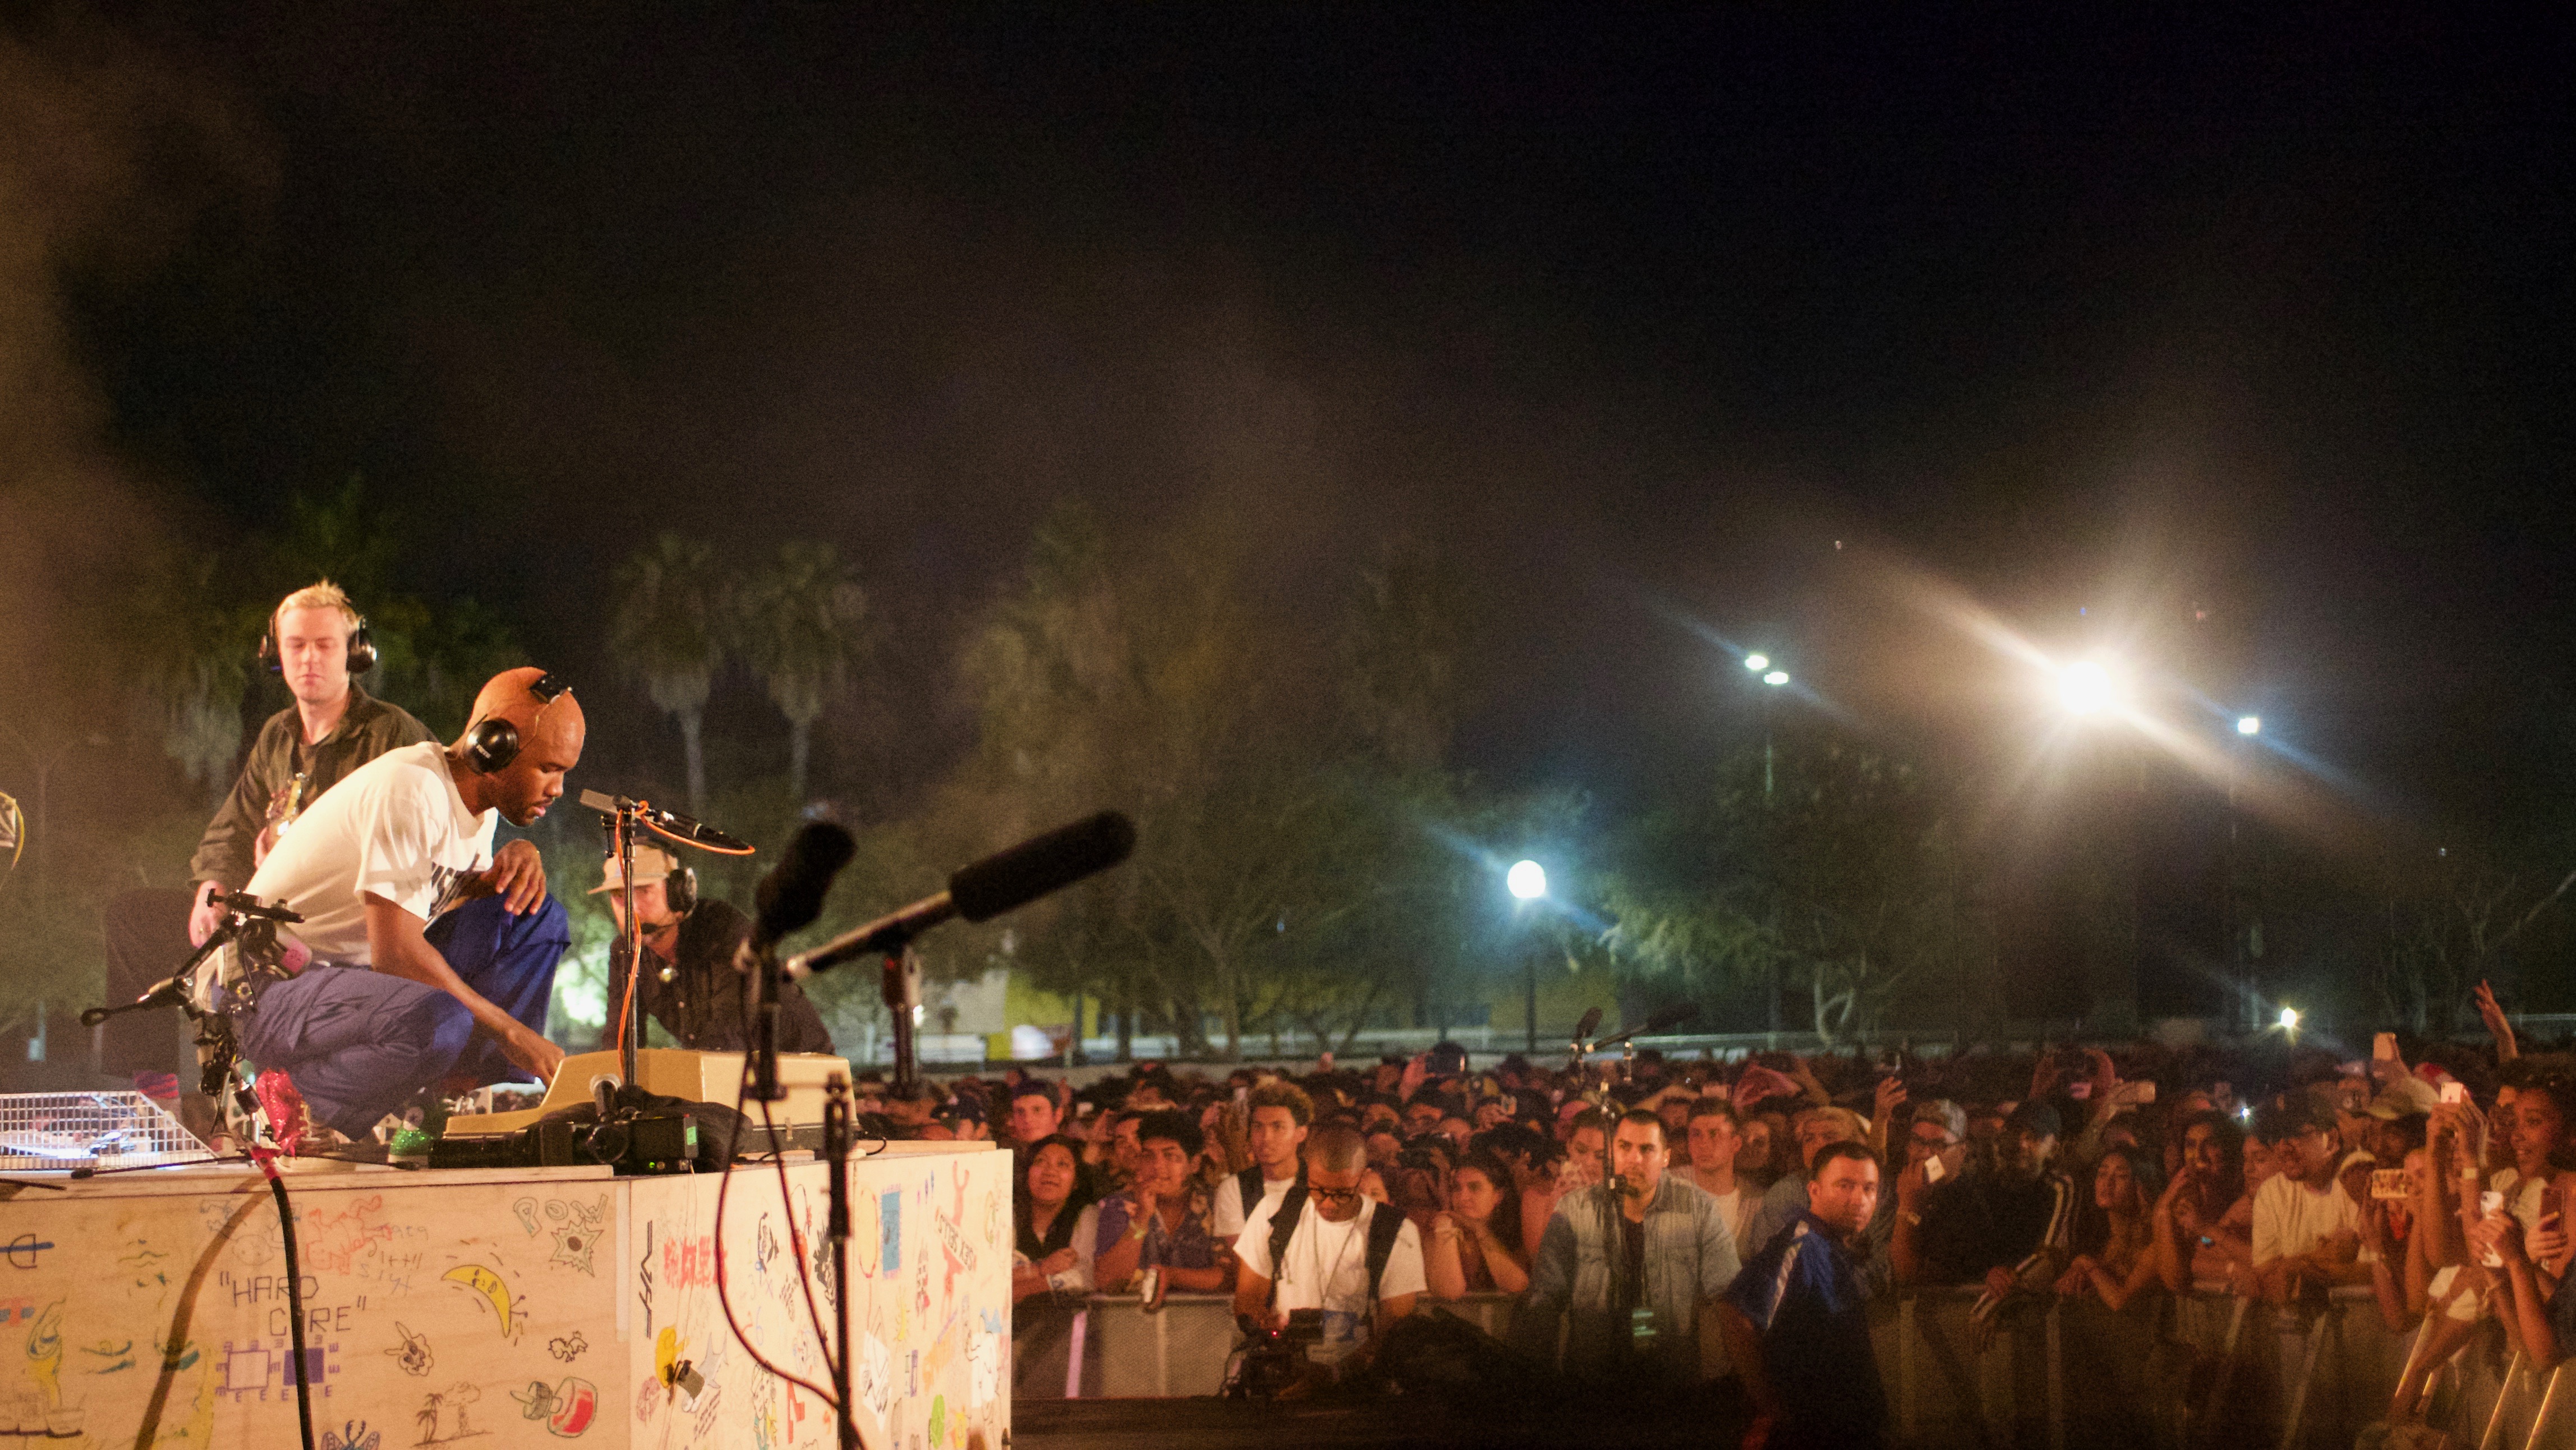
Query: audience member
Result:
<box><xmin>1516</xmin><ymin>1109</ymin><xmax>1741</xmax><ymax>1385</ymax></box>
<box><xmin>1424</xmin><ymin>1153</ymin><xmax>1531</xmax><ymax>1297</ymax></box>
<box><xmin>1215</xmin><ymin>1079</ymin><xmax>1314</xmax><ymax>1240</ymax></box>
<box><xmin>1896</xmin><ymin>1100</ymin><xmax>2074</xmax><ymax>1325</ymax></box>
<box><xmin>1083</xmin><ymin>1110</ymin><xmax>1235</xmax><ymax>1300</ymax></box>
<box><xmin>1720</xmin><ymin>1142</ymin><xmax>1889</xmax><ymax>1450</ymax></box>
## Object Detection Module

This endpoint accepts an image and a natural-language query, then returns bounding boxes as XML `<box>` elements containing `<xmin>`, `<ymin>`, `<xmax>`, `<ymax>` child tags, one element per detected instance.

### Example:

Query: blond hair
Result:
<box><xmin>274</xmin><ymin>580</ymin><xmax>360</xmax><ymax>635</ymax></box>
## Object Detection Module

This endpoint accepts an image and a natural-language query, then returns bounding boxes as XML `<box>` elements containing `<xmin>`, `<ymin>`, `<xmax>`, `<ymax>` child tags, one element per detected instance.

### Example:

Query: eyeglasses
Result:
<box><xmin>1309</xmin><ymin>1186</ymin><xmax>1363</xmax><ymax>1205</ymax></box>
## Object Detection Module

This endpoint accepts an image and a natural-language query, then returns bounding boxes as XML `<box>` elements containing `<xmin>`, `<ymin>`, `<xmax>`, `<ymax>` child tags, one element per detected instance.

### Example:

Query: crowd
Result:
<box><xmin>847</xmin><ymin>983</ymin><xmax>2576</xmax><ymax>1448</ymax></box>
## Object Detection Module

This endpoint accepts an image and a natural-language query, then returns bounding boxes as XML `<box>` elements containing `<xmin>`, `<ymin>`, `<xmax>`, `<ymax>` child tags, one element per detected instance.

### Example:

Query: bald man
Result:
<box><xmin>228</xmin><ymin>668</ymin><xmax>582</xmax><ymax>1144</ymax></box>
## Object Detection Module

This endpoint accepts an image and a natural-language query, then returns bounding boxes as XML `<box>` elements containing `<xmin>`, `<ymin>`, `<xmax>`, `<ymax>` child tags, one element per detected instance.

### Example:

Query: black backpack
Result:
<box><xmin>1235</xmin><ymin>1163</ymin><xmax>1304</xmax><ymax>1228</ymax></box>
<box><xmin>1263</xmin><ymin>1185</ymin><xmax>1408</xmax><ymax>1312</ymax></box>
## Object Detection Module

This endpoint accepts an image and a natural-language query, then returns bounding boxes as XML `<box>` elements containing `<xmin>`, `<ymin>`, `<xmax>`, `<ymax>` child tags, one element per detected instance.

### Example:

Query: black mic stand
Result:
<box><xmin>609</xmin><ymin>806</ymin><xmax>646</xmax><ymax>1103</ymax></box>
<box><xmin>882</xmin><ymin>949</ymin><xmax>922</xmax><ymax>1103</ymax></box>
<box><xmin>824</xmin><ymin>1076</ymin><xmax>858</xmax><ymax>1450</ymax></box>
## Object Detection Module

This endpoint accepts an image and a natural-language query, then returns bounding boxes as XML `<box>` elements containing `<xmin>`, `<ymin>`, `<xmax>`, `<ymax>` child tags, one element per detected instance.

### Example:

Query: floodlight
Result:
<box><xmin>1743</xmin><ymin>654</ymin><xmax>1769</xmax><ymax>672</ymax></box>
<box><xmin>1762</xmin><ymin>671</ymin><xmax>1790</xmax><ymax>687</ymax></box>
<box><xmin>2237</xmin><ymin>715</ymin><xmax>2261</xmax><ymax>737</ymax></box>
<box><xmin>1507</xmin><ymin>860</ymin><xmax>1547</xmax><ymax>901</ymax></box>
<box><xmin>2059</xmin><ymin>659</ymin><xmax>2120</xmax><ymax>715</ymax></box>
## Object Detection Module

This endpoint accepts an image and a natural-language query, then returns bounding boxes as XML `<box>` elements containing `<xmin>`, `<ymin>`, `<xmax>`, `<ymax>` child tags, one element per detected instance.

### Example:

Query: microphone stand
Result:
<box><xmin>882</xmin><ymin>949</ymin><xmax>922</xmax><ymax>1103</ymax></box>
<box><xmin>611</xmin><ymin>806</ymin><xmax>645</xmax><ymax>1103</ymax></box>
<box><xmin>824</xmin><ymin>1076</ymin><xmax>858</xmax><ymax>1450</ymax></box>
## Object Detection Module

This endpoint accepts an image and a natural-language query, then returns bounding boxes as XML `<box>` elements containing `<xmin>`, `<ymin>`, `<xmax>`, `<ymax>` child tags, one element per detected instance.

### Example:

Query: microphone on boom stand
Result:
<box><xmin>742</xmin><ymin>823</ymin><xmax>858</xmax><ymax>1102</ymax></box>
<box><xmin>577</xmin><ymin>790</ymin><xmax>756</xmax><ymax>854</ymax></box>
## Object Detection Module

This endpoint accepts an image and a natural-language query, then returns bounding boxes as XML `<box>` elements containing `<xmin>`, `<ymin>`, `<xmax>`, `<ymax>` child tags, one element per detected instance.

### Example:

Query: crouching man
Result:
<box><xmin>225</xmin><ymin>668</ymin><xmax>580</xmax><ymax>1146</ymax></box>
<box><xmin>1232</xmin><ymin>1122</ymin><xmax>1425</xmax><ymax>1393</ymax></box>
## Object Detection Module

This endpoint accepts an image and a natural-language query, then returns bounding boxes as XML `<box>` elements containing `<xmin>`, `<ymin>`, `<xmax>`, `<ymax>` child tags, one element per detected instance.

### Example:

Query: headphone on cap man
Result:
<box><xmin>462</xmin><ymin>672</ymin><xmax>572</xmax><ymax>774</ymax></box>
<box><xmin>260</xmin><ymin>608</ymin><xmax>378</xmax><ymax>676</ymax></box>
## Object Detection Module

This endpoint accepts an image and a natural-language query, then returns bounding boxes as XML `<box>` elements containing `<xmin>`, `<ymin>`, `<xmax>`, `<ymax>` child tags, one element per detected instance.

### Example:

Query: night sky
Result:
<box><xmin>33</xmin><ymin>7</ymin><xmax>2576</xmax><ymax>846</ymax></box>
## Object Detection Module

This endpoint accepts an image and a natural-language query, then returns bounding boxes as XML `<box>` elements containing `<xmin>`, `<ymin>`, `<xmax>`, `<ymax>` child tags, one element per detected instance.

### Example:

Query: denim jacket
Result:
<box><xmin>1516</xmin><ymin>1173</ymin><xmax>1742</xmax><ymax>1383</ymax></box>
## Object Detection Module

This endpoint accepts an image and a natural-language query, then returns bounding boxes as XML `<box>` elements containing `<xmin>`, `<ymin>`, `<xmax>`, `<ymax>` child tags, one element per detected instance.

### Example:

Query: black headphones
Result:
<box><xmin>462</xmin><ymin>672</ymin><xmax>571</xmax><ymax>774</ymax></box>
<box><xmin>261</xmin><ymin>608</ymin><xmax>377</xmax><ymax>676</ymax></box>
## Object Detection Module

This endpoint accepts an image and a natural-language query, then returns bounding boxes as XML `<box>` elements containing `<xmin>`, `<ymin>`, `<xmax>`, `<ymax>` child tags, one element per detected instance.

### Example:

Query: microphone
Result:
<box><xmin>81</xmin><ymin>975</ymin><xmax>190</xmax><ymax>1028</ymax></box>
<box><xmin>783</xmin><ymin>811</ymin><xmax>1135</xmax><ymax>980</ymax></box>
<box><xmin>1571</xmin><ymin>1006</ymin><xmax>1603</xmax><ymax>1046</ymax></box>
<box><xmin>1643</xmin><ymin>1002</ymin><xmax>1699</xmax><ymax>1034</ymax></box>
<box><xmin>755</xmin><ymin>823</ymin><xmax>858</xmax><ymax>948</ymax></box>
<box><xmin>578</xmin><ymin>789</ymin><xmax>755</xmax><ymax>855</ymax></box>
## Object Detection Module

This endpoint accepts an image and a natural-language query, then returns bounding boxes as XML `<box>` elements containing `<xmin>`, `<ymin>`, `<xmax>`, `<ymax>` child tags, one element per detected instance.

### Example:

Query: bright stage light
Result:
<box><xmin>1743</xmin><ymin>653</ymin><xmax>1769</xmax><ymax>672</ymax></box>
<box><xmin>1507</xmin><ymin>860</ymin><xmax>1548</xmax><ymax>900</ymax></box>
<box><xmin>2237</xmin><ymin>715</ymin><xmax>2261</xmax><ymax>736</ymax></box>
<box><xmin>2059</xmin><ymin>659</ymin><xmax>2120</xmax><ymax>716</ymax></box>
<box><xmin>1762</xmin><ymin>670</ymin><xmax>1790</xmax><ymax>687</ymax></box>
<box><xmin>2278</xmin><ymin>1007</ymin><xmax>2300</xmax><ymax>1030</ymax></box>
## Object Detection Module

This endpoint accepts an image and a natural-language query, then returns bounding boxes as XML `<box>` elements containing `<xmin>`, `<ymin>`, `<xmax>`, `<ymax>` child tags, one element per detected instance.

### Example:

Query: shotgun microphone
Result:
<box><xmin>781</xmin><ymin>811</ymin><xmax>1135</xmax><ymax>980</ymax></box>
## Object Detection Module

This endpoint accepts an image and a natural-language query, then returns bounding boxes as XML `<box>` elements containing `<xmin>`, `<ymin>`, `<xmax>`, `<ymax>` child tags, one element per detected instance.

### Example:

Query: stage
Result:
<box><xmin>0</xmin><ymin>1141</ymin><xmax>1010</xmax><ymax>1449</ymax></box>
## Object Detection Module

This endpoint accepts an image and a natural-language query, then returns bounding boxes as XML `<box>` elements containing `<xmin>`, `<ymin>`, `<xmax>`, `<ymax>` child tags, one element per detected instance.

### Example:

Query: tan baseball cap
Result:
<box><xmin>592</xmin><ymin>845</ymin><xmax>679</xmax><ymax>894</ymax></box>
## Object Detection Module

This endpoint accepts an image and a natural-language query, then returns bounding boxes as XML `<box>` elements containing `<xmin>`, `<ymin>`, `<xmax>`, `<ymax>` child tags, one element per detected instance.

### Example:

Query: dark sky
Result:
<box><xmin>63</xmin><ymin>6</ymin><xmax>2576</xmax><ymax>842</ymax></box>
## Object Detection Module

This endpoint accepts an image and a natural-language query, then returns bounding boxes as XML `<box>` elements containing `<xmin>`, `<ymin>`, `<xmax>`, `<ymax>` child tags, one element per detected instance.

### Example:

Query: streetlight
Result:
<box><xmin>2237</xmin><ymin>715</ymin><xmax>2261</xmax><ymax>736</ymax></box>
<box><xmin>1762</xmin><ymin>669</ymin><xmax>1790</xmax><ymax>687</ymax></box>
<box><xmin>1507</xmin><ymin>860</ymin><xmax>1548</xmax><ymax>1050</ymax></box>
<box><xmin>1743</xmin><ymin>653</ymin><xmax>1769</xmax><ymax>672</ymax></box>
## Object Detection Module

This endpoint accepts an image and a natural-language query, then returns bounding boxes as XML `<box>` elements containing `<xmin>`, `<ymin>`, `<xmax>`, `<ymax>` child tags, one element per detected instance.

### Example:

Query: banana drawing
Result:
<box><xmin>443</xmin><ymin>1265</ymin><xmax>517</xmax><ymax>1339</ymax></box>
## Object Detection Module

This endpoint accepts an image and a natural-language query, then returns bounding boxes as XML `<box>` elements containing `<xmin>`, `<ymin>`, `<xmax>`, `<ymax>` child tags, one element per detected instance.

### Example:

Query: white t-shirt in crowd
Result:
<box><xmin>1706</xmin><ymin>1184</ymin><xmax>1752</xmax><ymax>1259</ymax></box>
<box><xmin>244</xmin><ymin>742</ymin><xmax>498</xmax><ymax>965</ymax></box>
<box><xmin>2251</xmin><ymin>1172</ymin><xmax>2362</xmax><ymax>1267</ymax></box>
<box><xmin>1236</xmin><ymin>1196</ymin><xmax>1427</xmax><ymax>1365</ymax></box>
<box><xmin>1214</xmin><ymin>1171</ymin><xmax>1299</xmax><ymax>1238</ymax></box>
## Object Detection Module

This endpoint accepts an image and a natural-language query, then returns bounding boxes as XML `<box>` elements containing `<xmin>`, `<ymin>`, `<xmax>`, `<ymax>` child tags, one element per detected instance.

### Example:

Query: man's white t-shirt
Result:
<box><xmin>1236</xmin><ymin>1196</ymin><xmax>1427</xmax><ymax>1365</ymax></box>
<box><xmin>1704</xmin><ymin>1183</ymin><xmax>1752</xmax><ymax>1259</ymax></box>
<box><xmin>244</xmin><ymin>742</ymin><xmax>498</xmax><ymax>965</ymax></box>
<box><xmin>1213</xmin><ymin>1171</ymin><xmax>1299</xmax><ymax>1238</ymax></box>
<box><xmin>2251</xmin><ymin>1172</ymin><xmax>2362</xmax><ymax>1266</ymax></box>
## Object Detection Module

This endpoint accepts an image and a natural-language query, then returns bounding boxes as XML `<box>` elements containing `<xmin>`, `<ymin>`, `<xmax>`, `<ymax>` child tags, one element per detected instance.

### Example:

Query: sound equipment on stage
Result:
<box><xmin>440</xmin><ymin>1047</ymin><xmax>853</xmax><ymax>1143</ymax></box>
<box><xmin>737</xmin><ymin>810</ymin><xmax>1136</xmax><ymax>1116</ymax></box>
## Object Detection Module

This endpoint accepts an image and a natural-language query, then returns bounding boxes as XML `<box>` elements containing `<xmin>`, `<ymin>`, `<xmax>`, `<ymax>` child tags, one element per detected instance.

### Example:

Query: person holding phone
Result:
<box><xmin>2152</xmin><ymin>1110</ymin><xmax>2254</xmax><ymax>1292</ymax></box>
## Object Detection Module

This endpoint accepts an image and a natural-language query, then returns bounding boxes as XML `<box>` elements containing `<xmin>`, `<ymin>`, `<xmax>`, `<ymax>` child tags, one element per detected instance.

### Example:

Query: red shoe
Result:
<box><xmin>254</xmin><ymin>1069</ymin><xmax>316</xmax><ymax>1155</ymax></box>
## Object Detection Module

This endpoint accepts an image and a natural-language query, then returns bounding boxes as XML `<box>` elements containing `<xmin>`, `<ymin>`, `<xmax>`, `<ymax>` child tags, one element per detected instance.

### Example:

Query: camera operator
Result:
<box><xmin>1233</xmin><ymin>1122</ymin><xmax>1426</xmax><ymax>1389</ymax></box>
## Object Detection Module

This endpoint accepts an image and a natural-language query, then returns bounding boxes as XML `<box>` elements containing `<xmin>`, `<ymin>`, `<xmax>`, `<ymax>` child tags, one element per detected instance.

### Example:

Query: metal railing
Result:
<box><xmin>1013</xmin><ymin>1283</ymin><xmax>2576</xmax><ymax>1449</ymax></box>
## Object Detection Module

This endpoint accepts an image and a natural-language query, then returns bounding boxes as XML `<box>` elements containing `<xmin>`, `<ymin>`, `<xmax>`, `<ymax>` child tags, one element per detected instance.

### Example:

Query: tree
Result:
<box><xmin>1600</xmin><ymin>729</ymin><xmax>1978</xmax><ymax>1044</ymax></box>
<box><xmin>735</xmin><ymin>541</ymin><xmax>868</xmax><ymax>805</ymax></box>
<box><xmin>609</xmin><ymin>533</ymin><xmax>729</xmax><ymax>811</ymax></box>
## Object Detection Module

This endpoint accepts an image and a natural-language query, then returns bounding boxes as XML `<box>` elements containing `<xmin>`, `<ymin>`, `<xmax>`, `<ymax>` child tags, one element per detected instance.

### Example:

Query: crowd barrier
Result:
<box><xmin>1010</xmin><ymin>1283</ymin><xmax>2576</xmax><ymax>1449</ymax></box>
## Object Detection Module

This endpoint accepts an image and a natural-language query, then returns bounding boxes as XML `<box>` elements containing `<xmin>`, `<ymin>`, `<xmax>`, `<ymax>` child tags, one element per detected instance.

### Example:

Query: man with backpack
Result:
<box><xmin>1216</xmin><ymin>1079</ymin><xmax>1314</xmax><ymax>1240</ymax></box>
<box><xmin>1232</xmin><ymin>1122</ymin><xmax>1425</xmax><ymax>1386</ymax></box>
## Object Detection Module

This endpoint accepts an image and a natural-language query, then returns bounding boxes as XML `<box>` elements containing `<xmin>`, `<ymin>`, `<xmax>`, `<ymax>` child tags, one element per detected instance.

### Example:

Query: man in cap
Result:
<box><xmin>1895</xmin><ymin>1099</ymin><xmax>2076</xmax><ymax>1323</ymax></box>
<box><xmin>597</xmin><ymin>844</ymin><xmax>834</xmax><ymax>1054</ymax></box>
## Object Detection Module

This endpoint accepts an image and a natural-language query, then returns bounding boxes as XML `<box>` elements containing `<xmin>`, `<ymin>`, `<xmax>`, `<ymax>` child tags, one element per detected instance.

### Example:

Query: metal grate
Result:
<box><xmin>0</xmin><ymin>1090</ymin><xmax>215</xmax><ymax>1170</ymax></box>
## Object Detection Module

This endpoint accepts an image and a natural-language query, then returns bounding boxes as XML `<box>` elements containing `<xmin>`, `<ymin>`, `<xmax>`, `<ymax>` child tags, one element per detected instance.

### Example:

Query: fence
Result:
<box><xmin>1013</xmin><ymin>1283</ymin><xmax>2576</xmax><ymax>1449</ymax></box>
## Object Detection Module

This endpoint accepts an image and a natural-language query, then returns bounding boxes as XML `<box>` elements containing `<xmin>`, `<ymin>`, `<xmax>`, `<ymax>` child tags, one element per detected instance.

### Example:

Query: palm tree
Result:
<box><xmin>735</xmin><ymin>540</ymin><xmax>867</xmax><ymax>803</ymax></box>
<box><xmin>608</xmin><ymin>534</ymin><xmax>727</xmax><ymax>811</ymax></box>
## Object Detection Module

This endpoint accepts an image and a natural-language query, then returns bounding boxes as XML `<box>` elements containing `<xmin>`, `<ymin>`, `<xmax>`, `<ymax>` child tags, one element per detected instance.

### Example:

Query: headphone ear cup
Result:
<box><xmin>464</xmin><ymin>718</ymin><xmax>520</xmax><ymax>774</ymax></box>
<box><xmin>668</xmin><ymin>865</ymin><xmax>697</xmax><ymax>916</ymax></box>
<box><xmin>346</xmin><ymin>616</ymin><xmax>377</xmax><ymax>674</ymax></box>
<box><xmin>259</xmin><ymin>628</ymin><xmax>281</xmax><ymax>677</ymax></box>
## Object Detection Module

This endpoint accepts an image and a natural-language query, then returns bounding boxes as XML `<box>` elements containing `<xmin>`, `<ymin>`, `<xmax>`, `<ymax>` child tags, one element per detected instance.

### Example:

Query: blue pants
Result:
<box><xmin>238</xmin><ymin>894</ymin><xmax>568</xmax><ymax>1138</ymax></box>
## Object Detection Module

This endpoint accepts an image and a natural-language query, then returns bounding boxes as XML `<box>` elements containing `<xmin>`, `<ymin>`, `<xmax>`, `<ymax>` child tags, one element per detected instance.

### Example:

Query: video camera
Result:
<box><xmin>1225</xmin><ymin>1309</ymin><xmax>1327</xmax><ymax>1399</ymax></box>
